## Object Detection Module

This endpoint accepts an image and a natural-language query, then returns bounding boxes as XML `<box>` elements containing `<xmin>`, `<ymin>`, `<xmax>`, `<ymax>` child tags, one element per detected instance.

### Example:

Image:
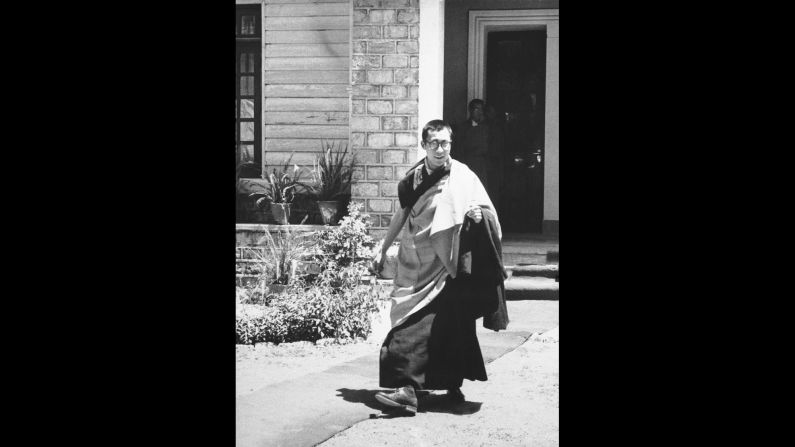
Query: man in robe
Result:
<box><xmin>372</xmin><ymin>119</ymin><xmax>508</xmax><ymax>415</ymax></box>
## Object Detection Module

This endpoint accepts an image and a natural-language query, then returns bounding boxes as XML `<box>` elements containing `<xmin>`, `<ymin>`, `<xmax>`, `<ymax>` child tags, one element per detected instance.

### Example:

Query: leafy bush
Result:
<box><xmin>235</xmin><ymin>264</ymin><xmax>382</xmax><ymax>344</ymax></box>
<box><xmin>314</xmin><ymin>201</ymin><xmax>377</xmax><ymax>269</ymax></box>
<box><xmin>235</xmin><ymin>201</ymin><xmax>386</xmax><ymax>345</ymax></box>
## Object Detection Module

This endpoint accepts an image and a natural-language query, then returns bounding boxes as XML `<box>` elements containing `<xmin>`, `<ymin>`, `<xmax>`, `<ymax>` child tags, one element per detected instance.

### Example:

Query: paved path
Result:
<box><xmin>236</xmin><ymin>301</ymin><xmax>558</xmax><ymax>447</ymax></box>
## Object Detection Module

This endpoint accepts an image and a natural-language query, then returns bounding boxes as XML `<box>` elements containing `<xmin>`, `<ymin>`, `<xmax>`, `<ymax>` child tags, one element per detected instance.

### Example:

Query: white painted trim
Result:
<box><xmin>467</xmin><ymin>9</ymin><xmax>559</xmax><ymax>104</ymax></box>
<box><xmin>418</xmin><ymin>0</ymin><xmax>445</xmax><ymax>161</ymax></box>
<box><xmin>236</xmin><ymin>0</ymin><xmax>262</xmax><ymax>5</ymax></box>
<box><xmin>467</xmin><ymin>8</ymin><xmax>559</xmax><ymax>226</ymax></box>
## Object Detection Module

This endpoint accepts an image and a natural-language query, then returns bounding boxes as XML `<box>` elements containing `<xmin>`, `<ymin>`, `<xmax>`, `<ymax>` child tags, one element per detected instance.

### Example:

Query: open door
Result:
<box><xmin>486</xmin><ymin>30</ymin><xmax>546</xmax><ymax>233</ymax></box>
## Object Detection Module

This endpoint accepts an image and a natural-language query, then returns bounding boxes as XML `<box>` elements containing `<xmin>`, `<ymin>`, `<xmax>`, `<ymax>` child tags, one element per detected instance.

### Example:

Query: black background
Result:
<box><xmin>7</xmin><ymin>1</ymin><xmax>784</xmax><ymax>444</ymax></box>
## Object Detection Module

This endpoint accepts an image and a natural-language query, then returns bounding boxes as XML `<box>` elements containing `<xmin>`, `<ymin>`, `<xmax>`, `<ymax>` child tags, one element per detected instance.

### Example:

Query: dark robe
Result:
<box><xmin>380</xmin><ymin>166</ymin><xmax>502</xmax><ymax>390</ymax></box>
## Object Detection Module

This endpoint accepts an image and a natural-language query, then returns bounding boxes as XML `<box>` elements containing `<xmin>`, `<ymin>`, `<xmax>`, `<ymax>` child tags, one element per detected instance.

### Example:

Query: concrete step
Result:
<box><xmin>506</xmin><ymin>264</ymin><xmax>558</xmax><ymax>278</ymax></box>
<box><xmin>504</xmin><ymin>276</ymin><xmax>559</xmax><ymax>301</ymax></box>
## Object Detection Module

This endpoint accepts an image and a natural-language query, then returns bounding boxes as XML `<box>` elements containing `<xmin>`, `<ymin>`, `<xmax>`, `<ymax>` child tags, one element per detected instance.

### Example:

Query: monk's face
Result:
<box><xmin>422</xmin><ymin>128</ymin><xmax>452</xmax><ymax>171</ymax></box>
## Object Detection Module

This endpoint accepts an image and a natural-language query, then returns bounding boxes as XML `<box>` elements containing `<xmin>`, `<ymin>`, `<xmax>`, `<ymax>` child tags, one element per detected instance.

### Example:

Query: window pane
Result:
<box><xmin>240</xmin><ymin>76</ymin><xmax>254</xmax><ymax>96</ymax></box>
<box><xmin>240</xmin><ymin>53</ymin><xmax>248</xmax><ymax>73</ymax></box>
<box><xmin>241</xmin><ymin>15</ymin><xmax>255</xmax><ymax>35</ymax></box>
<box><xmin>235</xmin><ymin>100</ymin><xmax>238</xmax><ymax>118</ymax></box>
<box><xmin>240</xmin><ymin>99</ymin><xmax>254</xmax><ymax>118</ymax></box>
<box><xmin>240</xmin><ymin>122</ymin><xmax>254</xmax><ymax>142</ymax></box>
<box><xmin>249</xmin><ymin>54</ymin><xmax>256</xmax><ymax>73</ymax></box>
<box><xmin>239</xmin><ymin>144</ymin><xmax>255</xmax><ymax>163</ymax></box>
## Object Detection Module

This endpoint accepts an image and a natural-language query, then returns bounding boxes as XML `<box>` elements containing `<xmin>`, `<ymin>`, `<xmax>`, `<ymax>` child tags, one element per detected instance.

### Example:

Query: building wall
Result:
<box><xmin>350</xmin><ymin>0</ymin><xmax>420</xmax><ymax>234</ymax></box>
<box><xmin>262</xmin><ymin>0</ymin><xmax>352</xmax><ymax>170</ymax></box>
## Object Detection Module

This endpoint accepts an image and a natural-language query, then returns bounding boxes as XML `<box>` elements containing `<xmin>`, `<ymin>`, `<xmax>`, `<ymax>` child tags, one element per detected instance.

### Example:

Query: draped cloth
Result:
<box><xmin>388</xmin><ymin>158</ymin><xmax>499</xmax><ymax>329</ymax></box>
<box><xmin>379</xmin><ymin>158</ymin><xmax>500</xmax><ymax>390</ymax></box>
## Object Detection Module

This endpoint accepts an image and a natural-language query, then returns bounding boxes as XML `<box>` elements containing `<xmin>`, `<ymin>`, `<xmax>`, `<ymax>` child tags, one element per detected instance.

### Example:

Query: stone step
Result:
<box><xmin>504</xmin><ymin>276</ymin><xmax>559</xmax><ymax>301</ymax></box>
<box><xmin>507</xmin><ymin>264</ymin><xmax>558</xmax><ymax>278</ymax></box>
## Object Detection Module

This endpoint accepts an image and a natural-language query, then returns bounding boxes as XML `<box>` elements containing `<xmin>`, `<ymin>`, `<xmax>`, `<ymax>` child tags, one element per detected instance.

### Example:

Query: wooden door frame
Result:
<box><xmin>468</xmin><ymin>9</ymin><xmax>559</xmax><ymax>232</ymax></box>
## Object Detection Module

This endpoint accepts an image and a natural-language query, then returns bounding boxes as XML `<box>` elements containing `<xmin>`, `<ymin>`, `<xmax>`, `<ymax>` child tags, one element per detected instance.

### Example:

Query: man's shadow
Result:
<box><xmin>336</xmin><ymin>388</ymin><xmax>482</xmax><ymax>418</ymax></box>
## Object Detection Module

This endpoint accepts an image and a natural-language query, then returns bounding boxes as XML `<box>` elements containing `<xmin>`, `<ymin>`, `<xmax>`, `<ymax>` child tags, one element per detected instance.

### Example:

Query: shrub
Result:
<box><xmin>235</xmin><ymin>201</ymin><xmax>387</xmax><ymax>345</ymax></box>
<box><xmin>314</xmin><ymin>201</ymin><xmax>377</xmax><ymax>269</ymax></box>
<box><xmin>235</xmin><ymin>265</ymin><xmax>382</xmax><ymax>345</ymax></box>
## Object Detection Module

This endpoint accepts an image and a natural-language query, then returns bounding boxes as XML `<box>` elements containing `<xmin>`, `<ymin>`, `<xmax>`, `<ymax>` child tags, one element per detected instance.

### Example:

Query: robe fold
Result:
<box><xmin>379</xmin><ymin>158</ymin><xmax>501</xmax><ymax>390</ymax></box>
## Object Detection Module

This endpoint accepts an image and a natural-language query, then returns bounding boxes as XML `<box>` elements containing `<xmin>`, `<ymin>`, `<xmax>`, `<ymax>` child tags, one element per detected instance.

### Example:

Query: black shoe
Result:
<box><xmin>375</xmin><ymin>386</ymin><xmax>418</xmax><ymax>414</ymax></box>
<box><xmin>447</xmin><ymin>388</ymin><xmax>465</xmax><ymax>402</ymax></box>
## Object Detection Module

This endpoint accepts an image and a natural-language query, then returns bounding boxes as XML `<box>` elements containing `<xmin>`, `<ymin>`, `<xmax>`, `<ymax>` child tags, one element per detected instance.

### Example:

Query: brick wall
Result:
<box><xmin>351</xmin><ymin>0</ymin><xmax>420</xmax><ymax>237</ymax></box>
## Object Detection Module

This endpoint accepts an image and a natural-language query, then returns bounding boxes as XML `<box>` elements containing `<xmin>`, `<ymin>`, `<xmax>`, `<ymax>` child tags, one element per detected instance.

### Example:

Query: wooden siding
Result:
<box><xmin>264</xmin><ymin>70</ymin><xmax>348</xmax><ymax>84</ymax></box>
<box><xmin>264</xmin><ymin>30</ymin><xmax>349</xmax><ymax>44</ymax></box>
<box><xmin>263</xmin><ymin>0</ymin><xmax>351</xmax><ymax>172</ymax></box>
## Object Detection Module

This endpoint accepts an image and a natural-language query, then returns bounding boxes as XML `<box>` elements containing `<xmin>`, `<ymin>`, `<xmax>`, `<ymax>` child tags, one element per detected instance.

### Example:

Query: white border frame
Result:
<box><xmin>467</xmin><ymin>9</ymin><xmax>559</xmax><ymax>104</ymax></box>
<box><xmin>468</xmin><ymin>8</ymin><xmax>560</xmax><ymax>226</ymax></box>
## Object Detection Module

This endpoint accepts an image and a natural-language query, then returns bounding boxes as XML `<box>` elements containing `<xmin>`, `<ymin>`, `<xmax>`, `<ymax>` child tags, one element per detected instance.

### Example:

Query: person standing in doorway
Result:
<box><xmin>458</xmin><ymin>99</ymin><xmax>503</xmax><ymax>208</ymax></box>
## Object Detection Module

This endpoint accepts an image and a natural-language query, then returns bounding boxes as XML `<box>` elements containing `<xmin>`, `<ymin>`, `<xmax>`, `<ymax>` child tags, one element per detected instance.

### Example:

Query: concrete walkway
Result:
<box><xmin>236</xmin><ymin>301</ymin><xmax>558</xmax><ymax>447</ymax></box>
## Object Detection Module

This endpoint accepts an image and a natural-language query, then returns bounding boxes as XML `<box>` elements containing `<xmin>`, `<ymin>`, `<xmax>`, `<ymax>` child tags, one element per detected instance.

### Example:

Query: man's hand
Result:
<box><xmin>466</xmin><ymin>205</ymin><xmax>483</xmax><ymax>223</ymax></box>
<box><xmin>371</xmin><ymin>251</ymin><xmax>386</xmax><ymax>276</ymax></box>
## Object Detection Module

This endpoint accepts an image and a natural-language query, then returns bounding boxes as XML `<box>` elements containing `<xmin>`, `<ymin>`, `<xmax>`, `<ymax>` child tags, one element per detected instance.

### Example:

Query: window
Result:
<box><xmin>236</xmin><ymin>5</ymin><xmax>261</xmax><ymax>178</ymax></box>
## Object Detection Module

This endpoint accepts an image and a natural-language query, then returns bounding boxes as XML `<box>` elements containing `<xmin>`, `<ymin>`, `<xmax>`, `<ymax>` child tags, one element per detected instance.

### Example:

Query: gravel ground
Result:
<box><xmin>319</xmin><ymin>330</ymin><xmax>560</xmax><ymax>447</ymax></box>
<box><xmin>236</xmin><ymin>300</ymin><xmax>559</xmax><ymax>446</ymax></box>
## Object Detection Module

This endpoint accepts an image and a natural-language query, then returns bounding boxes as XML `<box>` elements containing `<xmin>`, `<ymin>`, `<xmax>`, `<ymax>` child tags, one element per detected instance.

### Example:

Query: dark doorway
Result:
<box><xmin>486</xmin><ymin>30</ymin><xmax>546</xmax><ymax>233</ymax></box>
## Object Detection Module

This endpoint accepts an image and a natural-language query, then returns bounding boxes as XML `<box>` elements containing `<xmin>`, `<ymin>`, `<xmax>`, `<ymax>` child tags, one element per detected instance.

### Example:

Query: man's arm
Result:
<box><xmin>374</xmin><ymin>205</ymin><xmax>409</xmax><ymax>272</ymax></box>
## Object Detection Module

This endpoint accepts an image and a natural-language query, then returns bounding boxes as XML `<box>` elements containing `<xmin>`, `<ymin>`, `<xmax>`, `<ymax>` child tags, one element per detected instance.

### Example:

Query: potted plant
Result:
<box><xmin>249</xmin><ymin>155</ymin><xmax>305</xmax><ymax>225</ymax></box>
<box><xmin>306</xmin><ymin>141</ymin><xmax>356</xmax><ymax>224</ymax></box>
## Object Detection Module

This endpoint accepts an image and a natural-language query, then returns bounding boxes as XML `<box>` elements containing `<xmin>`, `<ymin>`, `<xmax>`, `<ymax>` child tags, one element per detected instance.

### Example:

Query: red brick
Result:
<box><xmin>351</xmin><ymin>132</ymin><xmax>367</xmax><ymax>148</ymax></box>
<box><xmin>353</xmin><ymin>26</ymin><xmax>382</xmax><ymax>39</ymax></box>
<box><xmin>396</xmin><ymin>41</ymin><xmax>418</xmax><ymax>54</ymax></box>
<box><xmin>368</xmin><ymin>40</ymin><xmax>396</xmax><ymax>54</ymax></box>
<box><xmin>351</xmin><ymin>70</ymin><xmax>366</xmax><ymax>84</ymax></box>
<box><xmin>383</xmin><ymin>54</ymin><xmax>409</xmax><ymax>68</ymax></box>
<box><xmin>394</xmin><ymin>68</ymin><xmax>417</xmax><ymax>84</ymax></box>
<box><xmin>367</xmin><ymin>166</ymin><xmax>393</xmax><ymax>180</ymax></box>
<box><xmin>368</xmin><ymin>133</ymin><xmax>393</xmax><ymax>147</ymax></box>
<box><xmin>355</xmin><ymin>150</ymin><xmax>379</xmax><ymax>164</ymax></box>
<box><xmin>382</xmin><ymin>150</ymin><xmax>406</xmax><ymax>165</ymax></box>
<box><xmin>352</xmin><ymin>182</ymin><xmax>379</xmax><ymax>197</ymax></box>
<box><xmin>367</xmin><ymin>70</ymin><xmax>394</xmax><ymax>83</ymax></box>
<box><xmin>397</xmin><ymin>10</ymin><xmax>419</xmax><ymax>24</ymax></box>
<box><xmin>351</xmin><ymin>116</ymin><xmax>380</xmax><ymax>131</ymax></box>
<box><xmin>395</xmin><ymin>133</ymin><xmax>417</xmax><ymax>147</ymax></box>
<box><xmin>382</xmin><ymin>116</ymin><xmax>408</xmax><ymax>130</ymax></box>
<box><xmin>381</xmin><ymin>85</ymin><xmax>407</xmax><ymax>98</ymax></box>
<box><xmin>395</xmin><ymin>100</ymin><xmax>417</xmax><ymax>114</ymax></box>
<box><xmin>352</xmin><ymin>55</ymin><xmax>381</xmax><ymax>69</ymax></box>
<box><xmin>367</xmin><ymin>10</ymin><xmax>396</xmax><ymax>24</ymax></box>
<box><xmin>352</xmin><ymin>84</ymin><xmax>380</xmax><ymax>98</ymax></box>
<box><xmin>368</xmin><ymin>199</ymin><xmax>393</xmax><ymax>213</ymax></box>
<box><xmin>384</xmin><ymin>25</ymin><xmax>408</xmax><ymax>38</ymax></box>
<box><xmin>367</xmin><ymin>100</ymin><xmax>393</xmax><ymax>114</ymax></box>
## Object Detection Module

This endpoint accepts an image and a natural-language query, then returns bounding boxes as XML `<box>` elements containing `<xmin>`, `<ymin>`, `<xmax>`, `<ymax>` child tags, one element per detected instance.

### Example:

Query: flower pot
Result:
<box><xmin>317</xmin><ymin>200</ymin><xmax>339</xmax><ymax>225</ymax></box>
<box><xmin>270</xmin><ymin>202</ymin><xmax>291</xmax><ymax>224</ymax></box>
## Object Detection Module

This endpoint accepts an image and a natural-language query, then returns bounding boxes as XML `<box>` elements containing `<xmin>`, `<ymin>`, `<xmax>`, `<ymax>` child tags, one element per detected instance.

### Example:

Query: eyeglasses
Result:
<box><xmin>424</xmin><ymin>140</ymin><xmax>451</xmax><ymax>150</ymax></box>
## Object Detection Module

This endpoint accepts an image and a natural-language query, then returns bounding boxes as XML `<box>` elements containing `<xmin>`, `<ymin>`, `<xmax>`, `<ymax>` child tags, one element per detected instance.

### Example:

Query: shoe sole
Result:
<box><xmin>374</xmin><ymin>394</ymin><xmax>417</xmax><ymax>414</ymax></box>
